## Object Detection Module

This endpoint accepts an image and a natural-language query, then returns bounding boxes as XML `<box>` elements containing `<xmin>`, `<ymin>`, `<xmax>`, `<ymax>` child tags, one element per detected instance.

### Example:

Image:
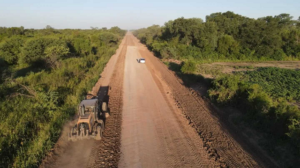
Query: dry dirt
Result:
<box><xmin>213</xmin><ymin>61</ymin><xmax>300</xmax><ymax>70</ymax></box>
<box><xmin>196</xmin><ymin>61</ymin><xmax>300</xmax><ymax>79</ymax></box>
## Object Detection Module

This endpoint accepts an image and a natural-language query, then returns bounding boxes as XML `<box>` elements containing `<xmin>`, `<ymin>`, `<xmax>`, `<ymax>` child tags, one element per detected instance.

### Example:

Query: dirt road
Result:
<box><xmin>43</xmin><ymin>33</ymin><xmax>265</xmax><ymax>168</ymax></box>
<box><xmin>119</xmin><ymin>45</ymin><xmax>216</xmax><ymax>167</ymax></box>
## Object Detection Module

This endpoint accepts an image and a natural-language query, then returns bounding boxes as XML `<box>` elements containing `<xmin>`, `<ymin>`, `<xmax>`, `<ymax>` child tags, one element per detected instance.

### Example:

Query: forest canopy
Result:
<box><xmin>134</xmin><ymin>11</ymin><xmax>300</xmax><ymax>62</ymax></box>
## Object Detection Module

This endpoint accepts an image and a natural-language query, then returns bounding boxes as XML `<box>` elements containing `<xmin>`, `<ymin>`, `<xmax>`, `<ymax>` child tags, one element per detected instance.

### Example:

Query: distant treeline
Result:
<box><xmin>0</xmin><ymin>25</ymin><xmax>126</xmax><ymax>167</ymax></box>
<box><xmin>134</xmin><ymin>11</ymin><xmax>300</xmax><ymax>61</ymax></box>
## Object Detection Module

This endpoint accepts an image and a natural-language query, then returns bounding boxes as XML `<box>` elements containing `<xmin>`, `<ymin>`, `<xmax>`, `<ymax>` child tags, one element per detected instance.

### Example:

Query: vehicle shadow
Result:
<box><xmin>97</xmin><ymin>86</ymin><xmax>110</xmax><ymax>122</ymax></box>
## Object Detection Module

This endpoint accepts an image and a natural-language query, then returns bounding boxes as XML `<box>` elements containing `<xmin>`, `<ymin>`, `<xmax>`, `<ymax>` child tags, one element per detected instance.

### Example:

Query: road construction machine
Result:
<box><xmin>68</xmin><ymin>86</ymin><xmax>109</xmax><ymax>141</ymax></box>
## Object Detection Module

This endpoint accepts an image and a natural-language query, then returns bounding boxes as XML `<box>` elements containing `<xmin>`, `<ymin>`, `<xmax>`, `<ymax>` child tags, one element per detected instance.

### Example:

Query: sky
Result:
<box><xmin>0</xmin><ymin>0</ymin><xmax>299</xmax><ymax>30</ymax></box>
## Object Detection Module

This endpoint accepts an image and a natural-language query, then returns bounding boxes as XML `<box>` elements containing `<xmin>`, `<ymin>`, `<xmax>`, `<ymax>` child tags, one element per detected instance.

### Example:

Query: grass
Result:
<box><xmin>196</xmin><ymin>64</ymin><xmax>223</xmax><ymax>78</ymax></box>
<box><xmin>233</xmin><ymin>65</ymin><xmax>255</xmax><ymax>69</ymax></box>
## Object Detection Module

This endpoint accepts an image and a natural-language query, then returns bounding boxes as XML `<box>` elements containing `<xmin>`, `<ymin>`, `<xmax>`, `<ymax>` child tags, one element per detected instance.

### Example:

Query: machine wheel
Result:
<box><xmin>95</xmin><ymin>126</ymin><xmax>103</xmax><ymax>140</ymax></box>
<box><xmin>105</xmin><ymin>112</ymin><xmax>110</xmax><ymax>118</ymax></box>
<box><xmin>86</xmin><ymin>129</ymin><xmax>90</xmax><ymax>139</ymax></box>
<box><xmin>98</xmin><ymin>120</ymin><xmax>104</xmax><ymax>130</ymax></box>
<box><xmin>69</xmin><ymin>127</ymin><xmax>77</xmax><ymax>141</ymax></box>
<box><xmin>102</xmin><ymin>102</ymin><xmax>107</xmax><ymax>112</ymax></box>
<box><xmin>68</xmin><ymin>131</ymin><xmax>72</xmax><ymax>141</ymax></box>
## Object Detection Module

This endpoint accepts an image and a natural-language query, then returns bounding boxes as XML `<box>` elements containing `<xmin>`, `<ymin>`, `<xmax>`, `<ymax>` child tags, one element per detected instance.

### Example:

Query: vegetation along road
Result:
<box><xmin>1</xmin><ymin>11</ymin><xmax>300</xmax><ymax>168</ymax></box>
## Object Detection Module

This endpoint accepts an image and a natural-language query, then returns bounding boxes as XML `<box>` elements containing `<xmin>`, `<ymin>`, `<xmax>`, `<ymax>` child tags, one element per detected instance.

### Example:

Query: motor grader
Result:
<box><xmin>68</xmin><ymin>86</ymin><xmax>109</xmax><ymax>141</ymax></box>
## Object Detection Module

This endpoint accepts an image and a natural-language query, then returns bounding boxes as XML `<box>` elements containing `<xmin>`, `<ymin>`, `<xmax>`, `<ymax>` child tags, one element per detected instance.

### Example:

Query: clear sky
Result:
<box><xmin>0</xmin><ymin>0</ymin><xmax>299</xmax><ymax>30</ymax></box>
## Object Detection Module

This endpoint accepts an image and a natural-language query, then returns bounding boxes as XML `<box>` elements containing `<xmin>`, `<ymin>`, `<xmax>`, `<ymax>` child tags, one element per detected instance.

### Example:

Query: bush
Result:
<box><xmin>73</xmin><ymin>37</ymin><xmax>91</xmax><ymax>56</ymax></box>
<box><xmin>20</xmin><ymin>37</ymin><xmax>66</xmax><ymax>65</ymax></box>
<box><xmin>247</xmin><ymin>84</ymin><xmax>273</xmax><ymax>114</ymax></box>
<box><xmin>44</xmin><ymin>45</ymin><xmax>69</xmax><ymax>68</ymax></box>
<box><xmin>180</xmin><ymin>60</ymin><xmax>196</xmax><ymax>73</ymax></box>
<box><xmin>271</xmin><ymin>49</ymin><xmax>287</xmax><ymax>60</ymax></box>
<box><xmin>288</xmin><ymin>117</ymin><xmax>300</xmax><ymax>151</ymax></box>
<box><xmin>0</xmin><ymin>37</ymin><xmax>24</xmax><ymax>64</ymax></box>
<box><xmin>208</xmin><ymin>75</ymin><xmax>242</xmax><ymax>104</ymax></box>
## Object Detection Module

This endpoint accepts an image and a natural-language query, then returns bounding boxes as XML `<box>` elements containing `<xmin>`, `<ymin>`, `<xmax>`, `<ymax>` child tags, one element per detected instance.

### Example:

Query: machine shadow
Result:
<box><xmin>97</xmin><ymin>86</ymin><xmax>111</xmax><ymax>124</ymax></box>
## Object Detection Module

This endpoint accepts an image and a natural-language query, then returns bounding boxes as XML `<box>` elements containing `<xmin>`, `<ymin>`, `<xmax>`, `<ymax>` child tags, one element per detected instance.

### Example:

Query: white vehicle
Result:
<box><xmin>138</xmin><ymin>58</ymin><xmax>145</xmax><ymax>63</ymax></box>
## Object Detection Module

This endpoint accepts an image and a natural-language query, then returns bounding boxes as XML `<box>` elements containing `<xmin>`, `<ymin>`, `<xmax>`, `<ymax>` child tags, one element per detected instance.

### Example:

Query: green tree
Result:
<box><xmin>275</xmin><ymin>13</ymin><xmax>293</xmax><ymax>27</ymax></box>
<box><xmin>73</xmin><ymin>37</ymin><xmax>91</xmax><ymax>55</ymax></box>
<box><xmin>165</xmin><ymin>17</ymin><xmax>203</xmax><ymax>45</ymax></box>
<box><xmin>45</xmin><ymin>25</ymin><xmax>54</xmax><ymax>30</ymax></box>
<box><xmin>20</xmin><ymin>37</ymin><xmax>66</xmax><ymax>65</ymax></box>
<box><xmin>98</xmin><ymin>32</ymin><xmax>119</xmax><ymax>46</ymax></box>
<box><xmin>44</xmin><ymin>45</ymin><xmax>69</xmax><ymax>68</ymax></box>
<box><xmin>109</xmin><ymin>26</ymin><xmax>126</xmax><ymax>36</ymax></box>
<box><xmin>0</xmin><ymin>37</ymin><xmax>24</xmax><ymax>64</ymax></box>
<box><xmin>217</xmin><ymin>35</ymin><xmax>239</xmax><ymax>58</ymax></box>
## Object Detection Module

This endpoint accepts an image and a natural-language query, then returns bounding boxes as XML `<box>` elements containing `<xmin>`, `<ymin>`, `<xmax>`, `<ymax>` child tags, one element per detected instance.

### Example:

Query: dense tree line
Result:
<box><xmin>0</xmin><ymin>26</ymin><xmax>126</xmax><ymax>167</ymax></box>
<box><xmin>134</xmin><ymin>12</ymin><xmax>300</xmax><ymax>61</ymax></box>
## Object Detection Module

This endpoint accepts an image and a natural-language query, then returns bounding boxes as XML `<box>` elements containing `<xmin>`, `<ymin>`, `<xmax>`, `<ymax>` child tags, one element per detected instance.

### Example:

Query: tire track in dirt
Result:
<box><xmin>130</xmin><ymin>34</ymin><xmax>262</xmax><ymax>167</ymax></box>
<box><xmin>87</xmin><ymin>35</ymin><xmax>127</xmax><ymax>168</ymax></box>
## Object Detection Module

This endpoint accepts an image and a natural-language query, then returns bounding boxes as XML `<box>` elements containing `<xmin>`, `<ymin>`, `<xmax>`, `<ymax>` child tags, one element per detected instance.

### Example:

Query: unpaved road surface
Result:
<box><xmin>119</xmin><ymin>45</ymin><xmax>215</xmax><ymax>167</ymax></box>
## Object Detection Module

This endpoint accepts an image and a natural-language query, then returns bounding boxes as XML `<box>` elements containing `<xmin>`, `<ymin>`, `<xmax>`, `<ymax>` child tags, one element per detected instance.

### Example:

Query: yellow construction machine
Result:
<box><xmin>68</xmin><ymin>86</ymin><xmax>109</xmax><ymax>141</ymax></box>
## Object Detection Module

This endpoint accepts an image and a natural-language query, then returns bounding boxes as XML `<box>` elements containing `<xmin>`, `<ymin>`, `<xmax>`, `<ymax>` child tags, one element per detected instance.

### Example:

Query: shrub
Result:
<box><xmin>287</xmin><ymin>117</ymin><xmax>300</xmax><ymax>151</ymax></box>
<box><xmin>44</xmin><ymin>45</ymin><xmax>69</xmax><ymax>68</ymax></box>
<box><xmin>247</xmin><ymin>84</ymin><xmax>273</xmax><ymax>114</ymax></box>
<box><xmin>73</xmin><ymin>37</ymin><xmax>91</xmax><ymax>56</ymax></box>
<box><xmin>271</xmin><ymin>49</ymin><xmax>287</xmax><ymax>60</ymax></box>
<box><xmin>0</xmin><ymin>37</ymin><xmax>24</xmax><ymax>64</ymax></box>
<box><xmin>208</xmin><ymin>75</ymin><xmax>241</xmax><ymax>103</ymax></box>
<box><xmin>180</xmin><ymin>60</ymin><xmax>196</xmax><ymax>73</ymax></box>
<box><xmin>20</xmin><ymin>37</ymin><xmax>66</xmax><ymax>65</ymax></box>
